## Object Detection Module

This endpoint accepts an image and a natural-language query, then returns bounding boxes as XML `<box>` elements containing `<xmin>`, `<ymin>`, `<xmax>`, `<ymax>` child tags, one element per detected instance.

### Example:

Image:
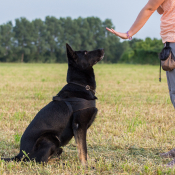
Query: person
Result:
<box><xmin>106</xmin><ymin>0</ymin><xmax>175</xmax><ymax>167</ymax></box>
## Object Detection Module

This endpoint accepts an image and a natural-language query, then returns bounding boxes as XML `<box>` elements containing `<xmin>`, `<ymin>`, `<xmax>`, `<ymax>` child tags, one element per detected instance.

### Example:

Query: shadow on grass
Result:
<box><xmin>86</xmin><ymin>144</ymin><xmax>166</xmax><ymax>165</ymax></box>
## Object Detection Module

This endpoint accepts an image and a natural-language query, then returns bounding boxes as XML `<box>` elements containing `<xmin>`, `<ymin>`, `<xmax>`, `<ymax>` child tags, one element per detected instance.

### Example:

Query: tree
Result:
<box><xmin>13</xmin><ymin>17</ymin><xmax>34</xmax><ymax>62</ymax></box>
<box><xmin>31</xmin><ymin>19</ymin><xmax>47</xmax><ymax>62</ymax></box>
<box><xmin>0</xmin><ymin>22</ymin><xmax>13</xmax><ymax>62</ymax></box>
<box><xmin>0</xmin><ymin>16</ymin><xmax>163</xmax><ymax>64</ymax></box>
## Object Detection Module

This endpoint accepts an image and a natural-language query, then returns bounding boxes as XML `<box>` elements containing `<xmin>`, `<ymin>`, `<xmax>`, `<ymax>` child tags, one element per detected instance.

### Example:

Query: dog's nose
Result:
<box><xmin>100</xmin><ymin>48</ymin><xmax>104</xmax><ymax>54</ymax></box>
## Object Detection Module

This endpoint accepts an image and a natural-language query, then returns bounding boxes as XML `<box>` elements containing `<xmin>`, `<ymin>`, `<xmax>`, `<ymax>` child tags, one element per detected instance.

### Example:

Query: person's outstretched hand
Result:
<box><xmin>106</xmin><ymin>27</ymin><xmax>128</xmax><ymax>39</ymax></box>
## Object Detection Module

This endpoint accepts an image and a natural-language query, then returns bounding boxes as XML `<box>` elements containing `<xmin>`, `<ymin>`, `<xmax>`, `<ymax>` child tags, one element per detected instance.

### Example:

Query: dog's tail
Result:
<box><xmin>1</xmin><ymin>157</ymin><xmax>15</xmax><ymax>161</ymax></box>
<box><xmin>1</xmin><ymin>156</ymin><xmax>21</xmax><ymax>162</ymax></box>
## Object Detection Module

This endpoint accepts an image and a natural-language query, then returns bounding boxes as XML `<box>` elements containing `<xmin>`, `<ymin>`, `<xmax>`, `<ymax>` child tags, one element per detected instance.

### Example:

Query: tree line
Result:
<box><xmin>0</xmin><ymin>16</ymin><xmax>163</xmax><ymax>64</ymax></box>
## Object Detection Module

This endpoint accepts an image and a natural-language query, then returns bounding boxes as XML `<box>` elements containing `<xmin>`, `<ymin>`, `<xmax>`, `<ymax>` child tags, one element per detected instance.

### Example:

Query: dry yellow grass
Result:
<box><xmin>0</xmin><ymin>63</ymin><xmax>175</xmax><ymax>174</ymax></box>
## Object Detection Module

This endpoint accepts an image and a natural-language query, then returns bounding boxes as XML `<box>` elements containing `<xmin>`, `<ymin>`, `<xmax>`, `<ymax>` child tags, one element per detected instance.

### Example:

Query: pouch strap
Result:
<box><xmin>159</xmin><ymin>59</ymin><xmax>161</xmax><ymax>82</ymax></box>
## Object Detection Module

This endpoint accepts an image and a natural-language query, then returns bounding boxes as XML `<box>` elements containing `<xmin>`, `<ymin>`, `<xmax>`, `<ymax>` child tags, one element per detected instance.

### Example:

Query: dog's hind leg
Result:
<box><xmin>31</xmin><ymin>144</ymin><xmax>56</xmax><ymax>163</ymax></box>
<box><xmin>55</xmin><ymin>147</ymin><xmax>63</xmax><ymax>157</ymax></box>
<box><xmin>30</xmin><ymin>134</ymin><xmax>60</xmax><ymax>163</ymax></box>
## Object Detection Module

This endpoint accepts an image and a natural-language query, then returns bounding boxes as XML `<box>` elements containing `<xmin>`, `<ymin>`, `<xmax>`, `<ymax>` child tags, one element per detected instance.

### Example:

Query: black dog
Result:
<box><xmin>1</xmin><ymin>44</ymin><xmax>104</xmax><ymax>166</ymax></box>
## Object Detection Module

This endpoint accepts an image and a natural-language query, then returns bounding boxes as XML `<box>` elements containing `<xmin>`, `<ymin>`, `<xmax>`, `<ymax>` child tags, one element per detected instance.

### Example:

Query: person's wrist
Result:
<box><xmin>126</xmin><ymin>31</ymin><xmax>132</xmax><ymax>40</ymax></box>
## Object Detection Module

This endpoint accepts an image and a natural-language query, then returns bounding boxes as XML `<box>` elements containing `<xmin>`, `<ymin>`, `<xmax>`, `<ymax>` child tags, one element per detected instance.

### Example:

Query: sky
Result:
<box><xmin>0</xmin><ymin>0</ymin><xmax>162</xmax><ymax>40</ymax></box>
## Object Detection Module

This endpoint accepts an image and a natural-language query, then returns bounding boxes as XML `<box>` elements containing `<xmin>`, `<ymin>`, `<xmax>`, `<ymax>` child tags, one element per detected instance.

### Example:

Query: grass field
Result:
<box><xmin>0</xmin><ymin>63</ymin><xmax>175</xmax><ymax>174</ymax></box>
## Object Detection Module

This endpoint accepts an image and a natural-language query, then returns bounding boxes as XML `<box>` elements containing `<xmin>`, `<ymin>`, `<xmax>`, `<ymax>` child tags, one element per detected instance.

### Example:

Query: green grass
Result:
<box><xmin>0</xmin><ymin>63</ymin><xmax>175</xmax><ymax>174</ymax></box>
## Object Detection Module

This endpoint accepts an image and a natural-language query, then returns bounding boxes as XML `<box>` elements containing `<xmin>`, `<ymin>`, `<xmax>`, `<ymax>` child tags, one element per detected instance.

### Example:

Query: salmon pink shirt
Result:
<box><xmin>160</xmin><ymin>0</ymin><xmax>175</xmax><ymax>43</ymax></box>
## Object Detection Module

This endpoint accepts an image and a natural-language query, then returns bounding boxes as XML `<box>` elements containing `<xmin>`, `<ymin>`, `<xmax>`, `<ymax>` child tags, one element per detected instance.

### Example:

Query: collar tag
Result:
<box><xmin>85</xmin><ymin>85</ymin><xmax>90</xmax><ymax>91</ymax></box>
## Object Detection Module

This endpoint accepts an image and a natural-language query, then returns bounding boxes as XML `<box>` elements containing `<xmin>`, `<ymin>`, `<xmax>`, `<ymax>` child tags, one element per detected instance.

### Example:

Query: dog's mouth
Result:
<box><xmin>100</xmin><ymin>54</ymin><xmax>104</xmax><ymax>61</ymax></box>
<box><xmin>99</xmin><ymin>49</ymin><xmax>105</xmax><ymax>62</ymax></box>
<box><xmin>94</xmin><ymin>54</ymin><xmax>104</xmax><ymax>65</ymax></box>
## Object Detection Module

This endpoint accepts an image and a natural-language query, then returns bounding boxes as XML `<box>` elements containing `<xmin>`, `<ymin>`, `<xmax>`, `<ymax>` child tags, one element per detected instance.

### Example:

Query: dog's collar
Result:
<box><xmin>69</xmin><ymin>82</ymin><xmax>96</xmax><ymax>94</ymax></box>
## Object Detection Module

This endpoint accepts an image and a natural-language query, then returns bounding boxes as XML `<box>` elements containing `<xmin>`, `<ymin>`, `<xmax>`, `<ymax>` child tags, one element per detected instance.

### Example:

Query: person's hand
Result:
<box><xmin>106</xmin><ymin>27</ymin><xmax>128</xmax><ymax>39</ymax></box>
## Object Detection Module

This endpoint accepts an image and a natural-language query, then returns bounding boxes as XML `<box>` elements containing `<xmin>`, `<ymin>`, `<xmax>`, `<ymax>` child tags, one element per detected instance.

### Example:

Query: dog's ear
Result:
<box><xmin>66</xmin><ymin>43</ymin><xmax>77</xmax><ymax>61</ymax></box>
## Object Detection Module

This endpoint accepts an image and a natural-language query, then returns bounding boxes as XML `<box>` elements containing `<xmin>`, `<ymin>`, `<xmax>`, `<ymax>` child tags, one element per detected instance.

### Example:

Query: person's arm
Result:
<box><xmin>106</xmin><ymin>0</ymin><xmax>165</xmax><ymax>39</ymax></box>
<box><xmin>157</xmin><ymin>6</ymin><xmax>164</xmax><ymax>14</ymax></box>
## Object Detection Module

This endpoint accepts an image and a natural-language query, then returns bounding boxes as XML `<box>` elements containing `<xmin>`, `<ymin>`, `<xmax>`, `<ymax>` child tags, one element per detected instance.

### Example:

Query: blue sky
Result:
<box><xmin>0</xmin><ymin>0</ymin><xmax>162</xmax><ymax>40</ymax></box>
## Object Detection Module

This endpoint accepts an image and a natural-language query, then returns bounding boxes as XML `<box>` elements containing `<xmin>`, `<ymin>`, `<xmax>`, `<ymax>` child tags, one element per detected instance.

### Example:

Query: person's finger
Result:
<box><xmin>107</xmin><ymin>29</ymin><xmax>116</xmax><ymax>35</ymax></box>
<box><xmin>106</xmin><ymin>29</ymin><xmax>112</xmax><ymax>32</ymax></box>
<box><xmin>111</xmin><ymin>30</ymin><xmax>120</xmax><ymax>36</ymax></box>
<box><xmin>106</xmin><ymin>27</ymin><xmax>112</xmax><ymax>31</ymax></box>
<box><xmin>106</xmin><ymin>28</ymin><xmax>114</xmax><ymax>33</ymax></box>
<box><xmin>110</xmin><ymin>28</ymin><xmax>116</xmax><ymax>33</ymax></box>
<box><xmin>111</xmin><ymin>29</ymin><xmax>119</xmax><ymax>35</ymax></box>
<box><xmin>112</xmin><ymin>30</ymin><xmax>125</xmax><ymax>38</ymax></box>
<box><xmin>111</xmin><ymin>29</ymin><xmax>118</xmax><ymax>34</ymax></box>
<box><xmin>107</xmin><ymin>28</ymin><xmax>127</xmax><ymax>39</ymax></box>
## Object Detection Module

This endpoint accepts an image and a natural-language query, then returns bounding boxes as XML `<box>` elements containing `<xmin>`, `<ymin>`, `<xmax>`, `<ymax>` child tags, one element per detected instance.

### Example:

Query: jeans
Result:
<box><xmin>166</xmin><ymin>42</ymin><xmax>175</xmax><ymax>108</ymax></box>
